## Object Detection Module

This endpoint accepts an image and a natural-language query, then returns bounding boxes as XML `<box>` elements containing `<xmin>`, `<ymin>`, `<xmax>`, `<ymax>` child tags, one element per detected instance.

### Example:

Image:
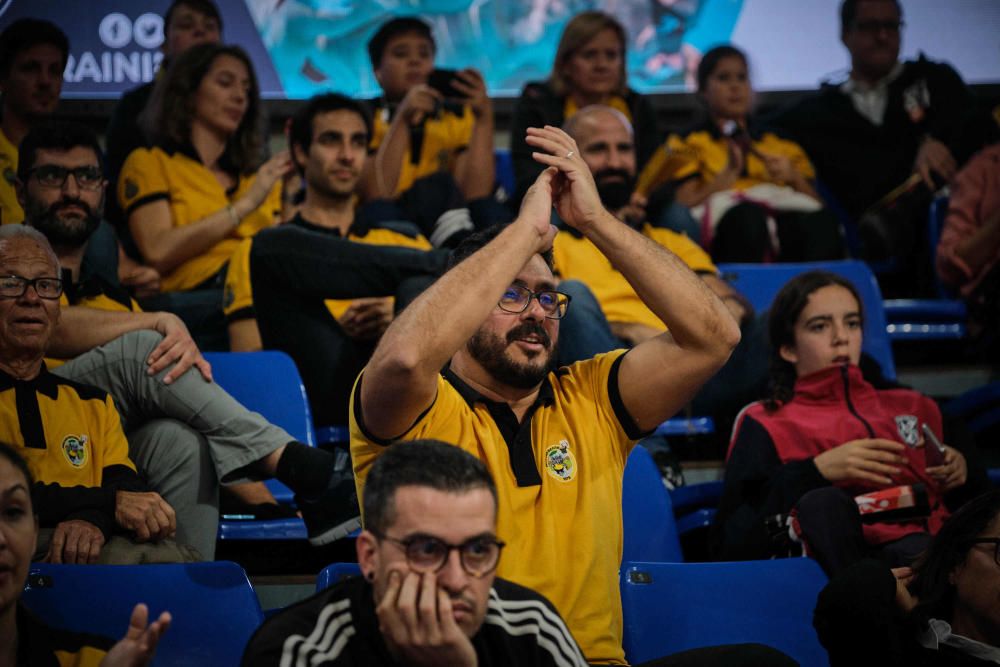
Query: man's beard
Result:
<box><xmin>27</xmin><ymin>196</ymin><xmax>102</xmax><ymax>249</ymax></box>
<box><xmin>466</xmin><ymin>321</ymin><xmax>556</xmax><ymax>389</ymax></box>
<box><xmin>595</xmin><ymin>168</ymin><xmax>636</xmax><ymax>211</ymax></box>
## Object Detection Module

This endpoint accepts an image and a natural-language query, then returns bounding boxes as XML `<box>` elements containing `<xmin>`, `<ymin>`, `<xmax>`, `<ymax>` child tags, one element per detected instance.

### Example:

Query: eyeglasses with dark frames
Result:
<box><xmin>373</xmin><ymin>531</ymin><xmax>506</xmax><ymax>577</ymax></box>
<box><xmin>0</xmin><ymin>275</ymin><xmax>64</xmax><ymax>300</ymax></box>
<box><xmin>27</xmin><ymin>165</ymin><xmax>104</xmax><ymax>191</ymax></box>
<box><xmin>497</xmin><ymin>284</ymin><xmax>571</xmax><ymax>319</ymax></box>
<box><xmin>969</xmin><ymin>538</ymin><xmax>1000</xmax><ymax>566</ymax></box>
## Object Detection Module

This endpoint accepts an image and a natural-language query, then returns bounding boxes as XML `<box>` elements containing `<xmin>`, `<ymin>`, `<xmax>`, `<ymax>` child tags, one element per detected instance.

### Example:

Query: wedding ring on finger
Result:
<box><xmin>565</xmin><ymin>150</ymin><xmax>574</xmax><ymax>159</ymax></box>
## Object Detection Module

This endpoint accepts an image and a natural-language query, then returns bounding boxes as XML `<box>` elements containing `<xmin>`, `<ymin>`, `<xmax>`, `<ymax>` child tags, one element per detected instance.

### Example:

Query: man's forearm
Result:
<box><xmin>583</xmin><ymin>211</ymin><xmax>740</xmax><ymax>354</ymax></box>
<box><xmin>455</xmin><ymin>116</ymin><xmax>496</xmax><ymax>200</ymax></box>
<box><xmin>50</xmin><ymin>306</ymin><xmax>163</xmax><ymax>358</ymax></box>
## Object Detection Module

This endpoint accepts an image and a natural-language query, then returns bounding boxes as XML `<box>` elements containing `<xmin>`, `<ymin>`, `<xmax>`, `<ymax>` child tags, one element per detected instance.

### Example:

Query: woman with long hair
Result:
<box><xmin>815</xmin><ymin>490</ymin><xmax>1000</xmax><ymax>665</ymax></box>
<box><xmin>715</xmin><ymin>271</ymin><xmax>987</xmax><ymax>574</ymax></box>
<box><xmin>118</xmin><ymin>43</ymin><xmax>292</xmax><ymax>298</ymax></box>
<box><xmin>508</xmin><ymin>11</ymin><xmax>660</xmax><ymax>208</ymax></box>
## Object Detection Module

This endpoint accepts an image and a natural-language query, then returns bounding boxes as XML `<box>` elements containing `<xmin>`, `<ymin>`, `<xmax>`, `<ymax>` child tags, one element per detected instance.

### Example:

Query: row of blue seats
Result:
<box><xmin>22</xmin><ymin>443</ymin><xmax>830</xmax><ymax>666</ymax></box>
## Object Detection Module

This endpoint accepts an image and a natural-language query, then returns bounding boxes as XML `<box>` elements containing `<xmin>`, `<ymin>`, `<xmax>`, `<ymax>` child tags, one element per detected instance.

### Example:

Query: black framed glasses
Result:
<box><xmin>27</xmin><ymin>165</ymin><xmax>104</xmax><ymax>191</ymax></box>
<box><xmin>0</xmin><ymin>275</ymin><xmax>63</xmax><ymax>300</ymax></box>
<box><xmin>969</xmin><ymin>538</ymin><xmax>1000</xmax><ymax>566</ymax></box>
<box><xmin>853</xmin><ymin>19</ymin><xmax>904</xmax><ymax>34</ymax></box>
<box><xmin>374</xmin><ymin>531</ymin><xmax>506</xmax><ymax>577</ymax></box>
<box><xmin>498</xmin><ymin>284</ymin><xmax>571</xmax><ymax>319</ymax></box>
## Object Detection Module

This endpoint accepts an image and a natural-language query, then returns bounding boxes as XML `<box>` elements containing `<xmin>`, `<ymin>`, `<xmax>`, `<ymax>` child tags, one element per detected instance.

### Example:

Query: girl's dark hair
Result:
<box><xmin>0</xmin><ymin>442</ymin><xmax>35</xmax><ymax>509</ymax></box>
<box><xmin>143</xmin><ymin>43</ymin><xmax>262</xmax><ymax>174</ymax></box>
<box><xmin>908</xmin><ymin>491</ymin><xmax>1000</xmax><ymax>629</ymax></box>
<box><xmin>696</xmin><ymin>44</ymin><xmax>748</xmax><ymax>92</ymax></box>
<box><xmin>764</xmin><ymin>271</ymin><xmax>864</xmax><ymax>409</ymax></box>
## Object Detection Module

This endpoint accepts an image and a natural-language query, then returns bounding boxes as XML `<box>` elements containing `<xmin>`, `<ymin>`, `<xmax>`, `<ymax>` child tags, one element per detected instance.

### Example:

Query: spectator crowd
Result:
<box><xmin>0</xmin><ymin>0</ymin><xmax>998</xmax><ymax>665</ymax></box>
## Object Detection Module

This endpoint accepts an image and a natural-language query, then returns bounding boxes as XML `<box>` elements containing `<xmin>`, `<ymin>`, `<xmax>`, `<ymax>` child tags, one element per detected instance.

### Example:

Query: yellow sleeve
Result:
<box><xmin>561</xmin><ymin>351</ymin><xmax>637</xmax><ymax>463</ymax></box>
<box><xmin>645</xmin><ymin>225</ymin><xmax>716</xmax><ymax>274</ymax></box>
<box><xmin>635</xmin><ymin>135</ymin><xmax>701</xmax><ymax>196</ymax></box>
<box><xmin>118</xmin><ymin>148</ymin><xmax>168</xmax><ymax>218</ymax></box>
<box><xmin>223</xmin><ymin>237</ymin><xmax>255</xmax><ymax>320</ymax></box>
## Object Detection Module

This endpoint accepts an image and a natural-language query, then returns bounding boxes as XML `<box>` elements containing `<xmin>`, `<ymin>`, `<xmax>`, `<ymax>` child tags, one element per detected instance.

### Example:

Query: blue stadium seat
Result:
<box><xmin>316</xmin><ymin>562</ymin><xmax>363</xmax><ymax>592</ymax></box>
<box><xmin>21</xmin><ymin>561</ymin><xmax>263</xmax><ymax>666</ymax></box>
<box><xmin>620</xmin><ymin>559</ymin><xmax>829</xmax><ymax>666</ymax></box>
<box><xmin>882</xmin><ymin>196</ymin><xmax>967</xmax><ymax>340</ymax></box>
<box><xmin>494</xmin><ymin>149</ymin><xmax>515</xmax><ymax>200</ymax></box>
<box><xmin>718</xmin><ymin>260</ymin><xmax>897</xmax><ymax>381</ymax></box>
<box><xmin>204</xmin><ymin>351</ymin><xmax>314</xmax><ymax>539</ymax></box>
<box><xmin>623</xmin><ymin>446</ymin><xmax>683</xmax><ymax>563</ymax></box>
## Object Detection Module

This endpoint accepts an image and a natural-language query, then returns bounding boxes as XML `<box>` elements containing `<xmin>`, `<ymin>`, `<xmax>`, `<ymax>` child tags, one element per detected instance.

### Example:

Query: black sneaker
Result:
<box><xmin>297</xmin><ymin>470</ymin><xmax>361</xmax><ymax>546</ymax></box>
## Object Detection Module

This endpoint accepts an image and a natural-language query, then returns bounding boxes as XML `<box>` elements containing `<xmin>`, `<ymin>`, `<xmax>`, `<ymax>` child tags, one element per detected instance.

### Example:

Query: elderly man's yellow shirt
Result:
<box><xmin>118</xmin><ymin>145</ymin><xmax>281</xmax><ymax>292</ymax></box>
<box><xmin>553</xmin><ymin>224</ymin><xmax>716</xmax><ymax>330</ymax></box>
<box><xmin>351</xmin><ymin>351</ymin><xmax>641</xmax><ymax>664</ymax></box>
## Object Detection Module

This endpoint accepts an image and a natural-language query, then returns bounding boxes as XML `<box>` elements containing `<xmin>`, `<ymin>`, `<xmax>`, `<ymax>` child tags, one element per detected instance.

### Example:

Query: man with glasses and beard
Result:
<box><xmin>243</xmin><ymin>440</ymin><xmax>588</xmax><ymax>666</ymax></box>
<box><xmin>14</xmin><ymin>121</ymin><xmax>364</xmax><ymax>559</ymax></box>
<box><xmin>350</xmin><ymin>125</ymin><xmax>743</xmax><ymax>664</ymax></box>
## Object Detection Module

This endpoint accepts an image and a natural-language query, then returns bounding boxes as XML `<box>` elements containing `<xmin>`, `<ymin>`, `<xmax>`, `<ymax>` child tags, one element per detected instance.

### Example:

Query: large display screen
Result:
<box><xmin>2</xmin><ymin>0</ymin><xmax>997</xmax><ymax>100</ymax></box>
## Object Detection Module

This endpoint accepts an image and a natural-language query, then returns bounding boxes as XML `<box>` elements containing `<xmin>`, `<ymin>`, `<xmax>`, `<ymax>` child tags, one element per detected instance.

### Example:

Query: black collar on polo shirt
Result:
<box><xmin>443</xmin><ymin>365</ymin><xmax>562</xmax><ymax>487</ymax></box>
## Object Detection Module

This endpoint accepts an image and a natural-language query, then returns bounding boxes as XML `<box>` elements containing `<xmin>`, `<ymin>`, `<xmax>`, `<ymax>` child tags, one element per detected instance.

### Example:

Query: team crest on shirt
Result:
<box><xmin>61</xmin><ymin>435</ymin><xmax>89</xmax><ymax>468</ymax></box>
<box><xmin>895</xmin><ymin>415</ymin><xmax>919</xmax><ymax>447</ymax></box>
<box><xmin>544</xmin><ymin>440</ymin><xmax>576</xmax><ymax>482</ymax></box>
<box><xmin>124</xmin><ymin>178</ymin><xmax>139</xmax><ymax>201</ymax></box>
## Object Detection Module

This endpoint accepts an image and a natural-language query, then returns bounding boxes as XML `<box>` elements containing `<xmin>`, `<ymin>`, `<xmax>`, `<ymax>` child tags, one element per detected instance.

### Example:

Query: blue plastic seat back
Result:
<box><xmin>205</xmin><ymin>351</ymin><xmax>315</xmax><ymax>506</ymax></box>
<box><xmin>316</xmin><ymin>562</ymin><xmax>363</xmax><ymax>592</ymax></box>
<box><xmin>718</xmin><ymin>260</ymin><xmax>896</xmax><ymax>381</ymax></box>
<box><xmin>494</xmin><ymin>149</ymin><xmax>515</xmax><ymax>199</ymax></box>
<box><xmin>927</xmin><ymin>196</ymin><xmax>953</xmax><ymax>300</ymax></box>
<box><xmin>620</xmin><ymin>559</ymin><xmax>829</xmax><ymax>666</ymax></box>
<box><xmin>21</xmin><ymin>561</ymin><xmax>263</xmax><ymax>666</ymax></box>
<box><xmin>622</xmin><ymin>446</ymin><xmax>683</xmax><ymax>563</ymax></box>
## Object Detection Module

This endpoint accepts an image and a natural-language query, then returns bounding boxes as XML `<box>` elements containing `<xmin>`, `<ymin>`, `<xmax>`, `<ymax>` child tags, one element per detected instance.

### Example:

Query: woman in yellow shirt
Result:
<box><xmin>638</xmin><ymin>45</ymin><xmax>844</xmax><ymax>263</ymax></box>
<box><xmin>118</xmin><ymin>43</ymin><xmax>292</xmax><ymax>297</ymax></box>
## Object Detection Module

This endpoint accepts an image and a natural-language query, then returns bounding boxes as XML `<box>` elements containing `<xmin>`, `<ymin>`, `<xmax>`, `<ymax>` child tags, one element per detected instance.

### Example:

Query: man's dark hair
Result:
<box><xmin>447</xmin><ymin>224</ymin><xmax>555</xmax><ymax>273</ymax></box>
<box><xmin>363</xmin><ymin>440</ymin><xmax>497</xmax><ymax>535</ymax></box>
<box><xmin>0</xmin><ymin>18</ymin><xmax>70</xmax><ymax>80</ymax></box>
<box><xmin>289</xmin><ymin>93</ymin><xmax>372</xmax><ymax>171</ymax></box>
<box><xmin>164</xmin><ymin>0</ymin><xmax>224</xmax><ymax>35</ymax></box>
<box><xmin>367</xmin><ymin>17</ymin><xmax>435</xmax><ymax>70</ymax></box>
<box><xmin>17</xmin><ymin>121</ymin><xmax>104</xmax><ymax>183</ymax></box>
<box><xmin>840</xmin><ymin>0</ymin><xmax>902</xmax><ymax>32</ymax></box>
<box><xmin>696</xmin><ymin>44</ymin><xmax>748</xmax><ymax>93</ymax></box>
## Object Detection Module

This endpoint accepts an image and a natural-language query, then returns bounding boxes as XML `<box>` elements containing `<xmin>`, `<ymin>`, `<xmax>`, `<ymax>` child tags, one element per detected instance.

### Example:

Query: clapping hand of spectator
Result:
<box><xmin>525</xmin><ymin>125</ymin><xmax>604</xmax><ymax>235</ymax></box>
<box><xmin>338</xmin><ymin>297</ymin><xmax>394</xmax><ymax>341</ymax></box>
<box><xmin>101</xmin><ymin>603</ymin><xmax>172</xmax><ymax>667</ymax></box>
<box><xmin>914</xmin><ymin>137</ymin><xmax>957</xmax><ymax>190</ymax></box>
<box><xmin>45</xmin><ymin>519</ymin><xmax>105</xmax><ymax>564</ymax></box>
<box><xmin>114</xmin><ymin>491</ymin><xmax>176</xmax><ymax>542</ymax></box>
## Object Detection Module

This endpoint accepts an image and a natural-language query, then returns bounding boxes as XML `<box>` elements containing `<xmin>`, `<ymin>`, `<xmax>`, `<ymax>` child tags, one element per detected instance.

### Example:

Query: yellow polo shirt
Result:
<box><xmin>553</xmin><ymin>224</ymin><xmax>716</xmax><ymax>330</ymax></box>
<box><xmin>118</xmin><ymin>145</ymin><xmax>281</xmax><ymax>292</ymax></box>
<box><xmin>0</xmin><ymin>368</ymin><xmax>135</xmax><ymax>491</ymax></box>
<box><xmin>370</xmin><ymin>101</ymin><xmax>474</xmax><ymax>196</ymax></box>
<box><xmin>351</xmin><ymin>351</ymin><xmax>640</xmax><ymax>664</ymax></box>
<box><xmin>637</xmin><ymin>125</ymin><xmax>815</xmax><ymax>196</ymax></box>
<box><xmin>0</xmin><ymin>127</ymin><xmax>23</xmax><ymax>225</ymax></box>
<box><xmin>223</xmin><ymin>218</ymin><xmax>431</xmax><ymax>322</ymax></box>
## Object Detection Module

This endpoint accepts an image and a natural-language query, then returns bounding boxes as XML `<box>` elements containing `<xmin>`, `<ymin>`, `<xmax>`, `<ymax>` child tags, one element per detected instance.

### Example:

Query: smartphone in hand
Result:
<box><xmin>428</xmin><ymin>68</ymin><xmax>463</xmax><ymax>99</ymax></box>
<box><xmin>922</xmin><ymin>423</ymin><xmax>946</xmax><ymax>468</ymax></box>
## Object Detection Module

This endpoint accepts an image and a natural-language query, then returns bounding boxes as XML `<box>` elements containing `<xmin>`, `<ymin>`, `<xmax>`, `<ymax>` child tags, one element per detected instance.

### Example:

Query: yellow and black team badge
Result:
<box><xmin>544</xmin><ymin>440</ymin><xmax>576</xmax><ymax>482</ymax></box>
<box><xmin>61</xmin><ymin>435</ymin><xmax>89</xmax><ymax>468</ymax></box>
